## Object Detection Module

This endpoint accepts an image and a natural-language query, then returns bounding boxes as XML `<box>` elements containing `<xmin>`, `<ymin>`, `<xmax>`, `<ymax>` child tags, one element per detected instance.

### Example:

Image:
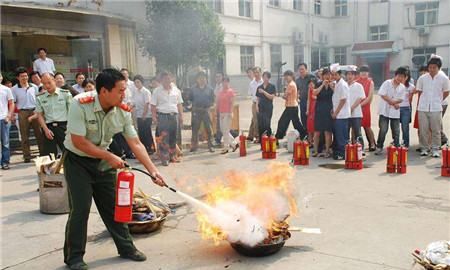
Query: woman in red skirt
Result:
<box><xmin>306</xmin><ymin>79</ymin><xmax>317</xmax><ymax>144</ymax></box>
<box><xmin>357</xmin><ymin>65</ymin><xmax>376</xmax><ymax>151</ymax></box>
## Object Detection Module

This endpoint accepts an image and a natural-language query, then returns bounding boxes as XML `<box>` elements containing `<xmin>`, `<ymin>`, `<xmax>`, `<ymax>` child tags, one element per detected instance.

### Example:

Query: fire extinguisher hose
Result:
<box><xmin>124</xmin><ymin>164</ymin><xmax>177</xmax><ymax>193</ymax></box>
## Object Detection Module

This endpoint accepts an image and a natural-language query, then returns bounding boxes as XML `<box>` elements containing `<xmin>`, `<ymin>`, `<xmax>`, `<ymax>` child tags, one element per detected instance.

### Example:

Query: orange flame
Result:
<box><xmin>196</xmin><ymin>162</ymin><xmax>297</xmax><ymax>245</ymax></box>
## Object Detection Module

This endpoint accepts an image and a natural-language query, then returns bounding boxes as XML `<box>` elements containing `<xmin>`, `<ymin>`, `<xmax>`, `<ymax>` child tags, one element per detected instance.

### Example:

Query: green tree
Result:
<box><xmin>142</xmin><ymin>0</ymin><xmax>225</xmax><ymax>88</ymax></box>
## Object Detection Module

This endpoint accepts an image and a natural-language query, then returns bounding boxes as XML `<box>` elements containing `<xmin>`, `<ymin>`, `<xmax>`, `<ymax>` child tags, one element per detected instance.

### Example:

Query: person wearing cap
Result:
<box><xmin>416</xmin><ymin>54</ymin><xmax>450</xmax><ymax>157</ymax></box>
<box><xmin>374</xmin><ymin>67</ymin><xmax>408</xmax><ymax>155</ymax></box>
<box><xmin>275</xmin><ymin>70</ymin><xmax>306</xmax><ymax>141</ymax></box>
<box><xmin>346</xmin><ymin>66</ymin><xmax>366</xmax><ymax>147</ymax></box>
<box><xmin>357</xmin><ymin>65</ymin><xmax>377</xmax><ymax>151</ymax></box>
<box><xmin>35</xmin><ymin>73</ymin><xmax>73</xmax><ymax>157</ymax></box>
<box><xmin>189</xmin><ymin>71</ymin><xmax>215</xmax><ymax>153</ymax></box>
<box><xmin>63</xmin><ymin>68</ymin><xmax>166</xmax><ymax>270</ymax></box>
<box><xmin>330</xmin><ymin>63</ymin><xmax>351</xmax><ymax>160</ymax></box>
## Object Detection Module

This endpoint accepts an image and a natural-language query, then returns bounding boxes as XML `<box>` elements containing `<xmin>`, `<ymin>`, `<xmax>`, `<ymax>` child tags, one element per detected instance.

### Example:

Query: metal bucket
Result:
<box><xmin>38</xmin><ymin>173</ymin><xmax>69</xmax><ymax>214</ymax></box>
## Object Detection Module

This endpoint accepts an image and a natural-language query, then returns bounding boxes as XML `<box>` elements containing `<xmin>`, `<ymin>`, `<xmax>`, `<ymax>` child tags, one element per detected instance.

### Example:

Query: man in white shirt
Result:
<box><xmin>346</xmin><ymin>67</ymin><xmax>366</xmax><ymax>147</ymax></box>
<box><xmin>133</xmin><ymin>75</ymin><xmax>154</xmax><ymax>154</ymax></box>
<box><xmin>330</xmin><ymin>64</ymin><xmax>351</xmax><ymax>160</ymax></box>
<box><xmin>0</xmin><ymin>74</ymin><xmax>15</xmax><ymax>170</ymax></box>
<box><xmin>248</xmin><ymin>67</ymin><xmax>263</xmax><ymax>142</ymax></box>
<box><xmin>72</xmin><ymin>73</ymin><xmax>85</xmax><ymax>94</ymax></box>
<box><xmin>151</xmin><ymin>71</ymin><xmax>183</xmax><ymax>166</ymax></box>
<box><xmin>11</xmin><ymin>67</ymin><xmax>45</xmax><ymax>162</ymax></box>
<box><xmin>375</xmin><ymin>67</ymin><xmax>407</xmax><ymax>155</ymax></box>
<box><xmin>416</xmin><ymin>55</ymin><xmax>450</xmax><ymax>157</ymax></box>
<box><xmin>33</xmin><ymin>48</ymin><xmax>56</xmax><ymax>75</ymax></box>
<box><xmin>120</xmin><ymin>68</ymin><xmax>135</xmax><ymax>105</ymax></box>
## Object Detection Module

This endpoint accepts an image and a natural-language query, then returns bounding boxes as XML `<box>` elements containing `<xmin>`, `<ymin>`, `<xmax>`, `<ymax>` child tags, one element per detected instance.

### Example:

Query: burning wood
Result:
<box><xmin>195</xmin><ymin>163</ymin><xmax>297</xmax><ymax>248</ymax></box>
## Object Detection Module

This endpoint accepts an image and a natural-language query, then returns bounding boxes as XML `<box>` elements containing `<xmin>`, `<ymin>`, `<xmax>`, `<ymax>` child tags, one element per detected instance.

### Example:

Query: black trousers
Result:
<box><xmin>64</xmin><ymin>151</ymin><xmax>135</xmax><ymax>265</ymax></box>
<box><xmin>110</xmin><ymin>133</ymin><xmax>132</xmax><ymax>157</ymax></box>
<box><xmin>43</xmin><ymin>122</ymin><xmax>67</xmax><ymax>157</ymax></box>
<box><xmin>275</xmin><ymin>106</ymin><xmax>306</xmax><ymax>139</ymax></box>
<box><xmin>258</xmin><ymin>106</ymin><xmax>273</xmax><ymax>138</ymax></box>
<box><xmin>191</xmin><ymin>108</ymin><xmax>213</xmax><ymax>149</ymax></box>
<box><xmin>137</xmin><ymin>118</ymin><xmax>154</xmax><ymax>153</ymax></box>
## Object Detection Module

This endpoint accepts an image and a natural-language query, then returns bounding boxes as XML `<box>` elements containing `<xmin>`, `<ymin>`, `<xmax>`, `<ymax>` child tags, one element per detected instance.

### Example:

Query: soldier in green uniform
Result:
<box><xmin>63</xmin><ymin>69</ymin><xmax>166</xmax><ymax>270</ymax></box>
<box><xmin>35</xmin><ymin>73</ymin><xmax>72</xmax><ymax>157</ymax></box>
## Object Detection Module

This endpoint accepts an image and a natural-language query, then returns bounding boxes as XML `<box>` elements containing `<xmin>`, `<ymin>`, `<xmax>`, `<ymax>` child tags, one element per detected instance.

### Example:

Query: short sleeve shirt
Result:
<box><xmin>248</xmin><ymin>79</ymin><xmax>263</xmax><ymax>102</ymax></box>
<box><xmin>399</xmin><ymin>84</ymin><xmax>414</xmax><ymax>107</ymax></box>
<box><xmin>348</xmin><ymin>82</ymin><xmax>366</xmax><ymax>118</ymax></box>
<box><xmin>150</xmin><ymin>85</ymin><xmax>183</xmax><ymax>114</ymax></box>
<box><xmin>11</xmin><ymin>84</ymin><xmax>39</xmax><ymax>109</ymax></box>
<box><xmin>35</xmin><ymin>88</ymin><xmax>73</xmax><ymax>123</ymax></box>
<box><xmin>0</xmin><ymin>85</ymin><xmax>14</xmax><ymax>119</ymax></box>
<box><xmin>377</xmin><ymin>79</ymin><xmax>405</xmax><ymax>119</ymax></box>
<box><xmin>33</xmin><ymin>58</ymin><xmax>56</xmax><ymax>75</ymax></box>
<box><xmin>256</xmin><ymin>83</ymin><xmax>276</xmax><ymax>109</ymax></box>
<box><xmin>132</xmin><ymin>87</ymin><xmax>151</xmax><ymax>118</ymax></box>
<box><xmin>217</xmin><ymin>88</ymin><xmax>236</xmax><ymax>113</ymax></box>
<box><xmin>416</xmin><ymin>71</ymin><xmax>450</xmax><ymax>112</ymax></box>
<box><xmin>64</xmin><ymin>92</ymin><xmax>138</xmax><ymax>157</ymax></box>
<box><xmin>332</xmin><ymin>79</ymin><xmax>351</xmax><ymax>119</ymax></box>
<box><xmin>190</xmin><ymin>85</ymin><xmax>215</xmax><ymax>109</ymax></box>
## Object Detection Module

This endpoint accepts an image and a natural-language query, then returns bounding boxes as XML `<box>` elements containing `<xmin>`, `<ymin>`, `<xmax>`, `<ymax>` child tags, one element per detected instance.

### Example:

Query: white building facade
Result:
<box><xmin>212</xmin><ymin>0</ymin><xmax>450</xmax><ymax>92</ymax></box>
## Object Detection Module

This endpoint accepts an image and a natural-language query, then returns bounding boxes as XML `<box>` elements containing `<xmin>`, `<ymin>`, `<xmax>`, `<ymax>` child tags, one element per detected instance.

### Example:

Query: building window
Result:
<box><xmin>415</xmin><ymin>2</ymin><xmax>438</xmax><ymax>26</ymax></box>
<box><xmin>207</xmin><ymin>0</ymin><xmax>223</xmax><ymax>13</ymax></box>
<box><xmin>293</xmin><ymin>0</ymin><xmax>302</xmax><ymax>10</ymax></box>
<box><xmin>314</xmin><ymin>0</ymin><xmax>321</xmax><ymax>15</ymax></box>
<box><xmin>240</xmin><ymin>46</ymin><xmax>254</xmax><ymax>73</ymax></box>
<box><xmin>269</xmin><ymin>0</ymin><xmax>280</xmax><ymax>7</ymax></box>
<box><xmin>270</xmin><ymin>44</ymin><xmax>282</xmax><ymax>72</ymax></box>
<box><xmin>369</xmin><ymin>25</ymin><xmax>389</xmax><ymax>41</ymax></box>
<box><xmin>413</xmin><ymin>47</ymin><xmax>436</xmax><ymax>65</ymax></box>
<box><xmin>335</xmin><ymin>0</ymin><xmax>347</xmax><ymax>16</ymax></box>
<box><xmin>239</xmin><ymin>0</ymin><xmax>252</xmax><ymax>17</ymax></box>
<box><xmin>334</xmin><ymin>47</ymin><xmax>347</xmax><ymax>65</ymax></box>
<box><xmin>311</xmin><ymin>47</ymin><xmax>328</xmax><ymax>71</ymax></box>
<box><xmin>294</xmin><ymin>44</ymin><xmax>304</xmax><ymax>69</ymax></box>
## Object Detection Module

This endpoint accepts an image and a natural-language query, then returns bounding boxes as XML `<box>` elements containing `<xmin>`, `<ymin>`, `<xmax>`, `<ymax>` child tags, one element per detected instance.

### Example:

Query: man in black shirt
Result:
<box><xmin>256</xmin><ymin>71</ymin><xmax>276</xmax><ymax>140</ymax></box>
<box><xmin>190</xmin><ymin>71</ymin><xmax>215</xmax><ymax>152</ymax></box>
<box><xmin>295</xmin><ymin>63</ymin><xmax>315</xmax><ymax>130</ymax></box>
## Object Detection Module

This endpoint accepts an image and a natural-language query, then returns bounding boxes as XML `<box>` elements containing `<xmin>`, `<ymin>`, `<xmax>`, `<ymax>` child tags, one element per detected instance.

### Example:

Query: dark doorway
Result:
<box><xmin>368</xmin><ymin>62</ymin><xmax>384</xmax><ymax>88</ymax></box>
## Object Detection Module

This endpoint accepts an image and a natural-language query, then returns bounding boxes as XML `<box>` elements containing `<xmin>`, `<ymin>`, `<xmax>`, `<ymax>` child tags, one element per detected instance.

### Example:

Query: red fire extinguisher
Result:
<box><xmin>293</xmin><ymin>139</ymin><xmax>302</xmax><ymax>165</ymax></box>
<box><xmin>301</xmin><ymin>138</ymin><xmax>310</xmax><ymax>165</ymax></box>
<box><xmin>442</xmin><ymin>144</ymin><xmax>450</xmax><ymax>177</ymax></box>
<box><xmin>345</xmin><ymin>141</ymin><xmax>353</xmax><ymax>169</ymax></box>
<box><xmin>261</xmin><ymin>132</ymin><xmax>269</xmax><ymax>159</ymax></box>
<box><xmin>397</xmin><ymin>145</ymin><xmax>408</xmax><ymax>174</ymax></box>
<box><xmin>239</xmin><ymin>132</ymin><xmax>247</xmax><ymax>157</ymax></box>
<box><xmin>269</xmin><ymin>134</ymin><xmax>277</xmax><ymax>159</ymax></box>
<box><xmin>386</xmin><ymin>144</ymin><xmax>397</xmax><ymax>173</ymax></box>
<box><xmin>114</xmin><ymin>168</ymin><xmax>135</xmax><ymax>223</ymax></box>
<box><xmin>354</xmin><ymin>140</ymin><xmax>363</xmax><ymax>170</ymax></box>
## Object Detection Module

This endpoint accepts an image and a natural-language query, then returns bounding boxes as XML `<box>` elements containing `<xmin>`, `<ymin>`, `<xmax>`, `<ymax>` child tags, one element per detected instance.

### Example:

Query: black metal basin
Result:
<box><xmin>230</xmin><ymin>240</ymin><xmax>285</xmax><ymax>257</ymax></box>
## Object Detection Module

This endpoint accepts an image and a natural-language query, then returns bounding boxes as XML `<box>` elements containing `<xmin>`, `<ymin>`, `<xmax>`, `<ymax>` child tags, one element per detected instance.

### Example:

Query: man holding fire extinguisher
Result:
<box><xmin>63</xmin><ymin>68</ymin><xmax>166</xmax><ymax>270</ymax></box>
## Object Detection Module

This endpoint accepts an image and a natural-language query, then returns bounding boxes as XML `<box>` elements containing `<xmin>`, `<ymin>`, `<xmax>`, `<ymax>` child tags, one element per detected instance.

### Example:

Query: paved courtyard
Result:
<box><xmin>1</xmin><ymin>96</ymin><xmax>449</xmax><ymax>270</ymax></box>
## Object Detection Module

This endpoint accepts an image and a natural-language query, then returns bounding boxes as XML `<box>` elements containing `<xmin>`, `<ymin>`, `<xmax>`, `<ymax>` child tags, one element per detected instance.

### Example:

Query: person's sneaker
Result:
<box><xmin>68</xmin><ymin>261</ymin><xmax>88</xmax><ymax>270</ymax></box>
<box><xmin>1</xmin><ymin>164</ymin><xmax>10</xmax><ymax>170</ymax></box>
<box><xmin>420</xmin><ymin>150</ymin><xmax>429</xmax><ymax>157</ymax></box>
<box><xmin>161</xmin><ymin>160</ymin><xmax>169</xmax><ymax>166</ymax></box>
<box><xmin>432</xmin><ymin>151</ymin><xmax>440</xmax><ymax>158</ymax></box>
<box><xmin>333</xmin><ymin>155</ymin><xmax>345</xmax><ymax>160</ymax></box>
<box><xmin>374</xmin><ymin>148</ymin><xmax>383</xmax><ymax>155</ymax></box>
<box><xmin>416</xmin><ymin>148</ymin><xmax>422</xmax><ymax>152</ymax></box>
<box><xmin>220</xmin><ymin>149</ymin><xmax>229</xmax><ymax>155</ymax></box>
<box><xmin>120</xmin><ymin>249</ymin><xmax>147</xmax><ymax>262</ymax></box>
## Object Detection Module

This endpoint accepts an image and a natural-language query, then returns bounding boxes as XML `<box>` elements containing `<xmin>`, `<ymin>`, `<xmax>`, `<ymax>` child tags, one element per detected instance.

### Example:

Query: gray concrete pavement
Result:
<box><xmin>1</xmin><ymin>96</ymin><xmax>449</xmax><ymax>270</ymax></box>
